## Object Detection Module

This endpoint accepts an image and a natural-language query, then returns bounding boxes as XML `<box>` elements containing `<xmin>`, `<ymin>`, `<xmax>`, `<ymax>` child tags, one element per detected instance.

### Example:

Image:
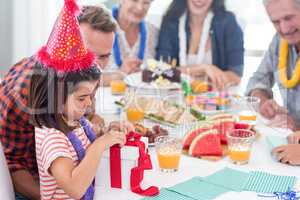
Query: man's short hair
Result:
<box><xmin>78</xmin><ymin>5</ymin><xmax>116</xmax><ymax>33</ymax></box>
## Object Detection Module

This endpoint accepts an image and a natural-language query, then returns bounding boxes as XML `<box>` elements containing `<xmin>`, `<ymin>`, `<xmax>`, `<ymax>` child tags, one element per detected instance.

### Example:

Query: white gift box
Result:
<box><xmin>95</xmin><ymin>137</ymin><xmax>148</xmax><ymax>190</ymax></box>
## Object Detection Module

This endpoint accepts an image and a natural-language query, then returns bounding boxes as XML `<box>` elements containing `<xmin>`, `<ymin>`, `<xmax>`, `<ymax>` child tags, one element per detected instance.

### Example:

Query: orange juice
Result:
<box><xmin>126</xmin><ymin>107</ymin><xmax>144</xmax><ymax>122</ymax></box>
<box><xmin>157</xmin><ymin>152</ymin><xmax>181</xmax><ymax>169</ymax></box>
<box><xmin>239</xmin><ymin>110</ymin><xmax>257</xmax><ymax>121</ymax></box>
<box><xmin>110</xmin><ymin>80</ymin><xmax>126</xmax><ymax>95</ymax></box>
<box><xmin>229</xmin><ymin>150</ymin><xmax>250</xmax><ymax>163</ymax></box>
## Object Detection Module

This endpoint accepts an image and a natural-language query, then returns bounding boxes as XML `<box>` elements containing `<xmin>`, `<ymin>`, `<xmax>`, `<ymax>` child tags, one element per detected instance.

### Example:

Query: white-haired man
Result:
<box><xmin>246</xmin><ymin>0</ymin><xmax>300</xmax><ymax>165</ymax></box>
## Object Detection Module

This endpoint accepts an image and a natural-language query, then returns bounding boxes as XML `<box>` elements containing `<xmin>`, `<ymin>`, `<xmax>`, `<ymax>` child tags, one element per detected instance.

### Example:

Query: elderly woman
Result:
<box><xmin>156</xmin><ymin>0</ymin><xmax>244</xmax><ymax>89</ymax></box>
<box><xmin>109</xmin><ymin>0</ymin><xmax>158</xmax><ymax>74</ymax></box>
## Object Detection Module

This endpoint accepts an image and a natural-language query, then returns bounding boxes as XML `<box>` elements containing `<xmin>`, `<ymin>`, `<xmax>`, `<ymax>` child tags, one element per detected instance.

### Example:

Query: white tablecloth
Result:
<box><xmin>94</xmin><ymin>87</ymin><xmax>300</xmax><ymax>200</ymax></box>
<box><xmin>0</xmin><ymin>143</ymin><xmax>15</xmax><ymax>200</ymax></box>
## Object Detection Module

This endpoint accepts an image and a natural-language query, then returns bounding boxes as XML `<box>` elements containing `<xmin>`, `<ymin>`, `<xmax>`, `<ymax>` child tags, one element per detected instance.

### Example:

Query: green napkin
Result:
<box><xmin>141</xmin><ymin>188</ymin><xmax>196</xmax><ymax>200</ymax></box>
<box><xmin>168</xmin><ymin>177</ymin><xmax>229</xmax><ymax>200</ymax></box>
<box><xmin>266</xmin><ymin>135</ymin><xmax>288</xmax><ymax>151</ymax></box>
<box><xmin>244</xmin><ymin>171</ymin><xmax>296</xmax><ymax>193</ymax></box>
<box><xmin>201</xmin><ymin>167</ymin><xmax>250</xmax><ymax>192</ymax></box>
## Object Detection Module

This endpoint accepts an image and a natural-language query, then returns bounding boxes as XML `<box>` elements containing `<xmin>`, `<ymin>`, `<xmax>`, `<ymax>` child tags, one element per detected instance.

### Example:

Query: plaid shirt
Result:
<box><xmin>0</xmin><ymin>57</ymin><xmax>38</xmax><ymax>177</ymax></box>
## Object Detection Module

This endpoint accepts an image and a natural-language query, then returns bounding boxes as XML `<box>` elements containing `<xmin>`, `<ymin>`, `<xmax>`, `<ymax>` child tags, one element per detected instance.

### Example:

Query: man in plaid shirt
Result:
<box><xmin>0</xmin><ymin>6</ymin><xmax>116</xmax><ymax>200</ymax></box>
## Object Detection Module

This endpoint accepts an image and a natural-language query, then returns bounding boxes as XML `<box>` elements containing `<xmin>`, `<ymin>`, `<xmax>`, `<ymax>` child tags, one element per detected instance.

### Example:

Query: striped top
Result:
<box><xmin>35</xmin><ymin>126</ymin><xmax>91</xmax><ymax>200</ymax></box>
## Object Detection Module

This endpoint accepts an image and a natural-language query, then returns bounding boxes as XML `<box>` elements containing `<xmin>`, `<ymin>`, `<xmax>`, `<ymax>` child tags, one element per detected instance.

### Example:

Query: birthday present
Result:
<box><xmin>95</xmin><ymin>132</ymin><xmax>159</xmax><ymax>196</ymax></box>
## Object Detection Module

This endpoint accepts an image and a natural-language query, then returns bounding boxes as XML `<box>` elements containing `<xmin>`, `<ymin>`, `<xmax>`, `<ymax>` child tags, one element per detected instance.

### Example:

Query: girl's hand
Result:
<box><xmin>108</xmin><ymin>121</ymin><xmax>134</xmax><ymax>134</ymax></box>
<box><xmin>101</xmin><ymin>130</ymin><xmax>126</xmax><ymax>149</ymax></box>
<box><xmin>90</xmin><ymin>115</ymin><xmax>105</xmax><ymax>137</ymax></box>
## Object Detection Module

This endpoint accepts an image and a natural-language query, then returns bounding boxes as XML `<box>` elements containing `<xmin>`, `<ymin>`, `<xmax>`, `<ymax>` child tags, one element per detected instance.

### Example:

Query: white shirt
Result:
<box><xmin>186</xmin><ymin>50</ymin><xmax>213</xmax><ymax>66</ymax></box>
<box><xmin>108</xmin><ymin>22</ymin><xmax>159</xmax><ymax>69</ymax></box>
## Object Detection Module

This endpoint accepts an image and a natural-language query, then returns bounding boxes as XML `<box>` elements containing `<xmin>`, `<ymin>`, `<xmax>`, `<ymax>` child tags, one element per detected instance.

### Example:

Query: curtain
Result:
<box><xmin>12</xmin><ymin>0</ymin><xmax>62</xmax><ymax>63</ymax></box>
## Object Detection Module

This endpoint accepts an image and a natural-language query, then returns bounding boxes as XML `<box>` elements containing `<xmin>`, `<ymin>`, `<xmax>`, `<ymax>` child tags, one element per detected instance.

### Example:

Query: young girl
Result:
<box><xmin>29</xmin><ymin>63</ymin><xmax>127</xmax><ymax>200</ymax></box>
<box><xmin>29</xmin><ymin>62</ymin><xmax>129</xmax><ymax>200</ymax></box>
<box><xmin>28</xmin><ymin>0</ymin><xmax>128</xmax><ymax>199</ymax></box>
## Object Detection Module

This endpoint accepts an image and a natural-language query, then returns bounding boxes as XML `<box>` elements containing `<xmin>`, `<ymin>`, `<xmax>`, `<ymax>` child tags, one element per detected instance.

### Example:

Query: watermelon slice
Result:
<box><xmin>234</xmin><ymin>122</ymin><xmax>252</xmax><ymax>130</ymax></box>
<box><xmin>213</xmin><ymin>118</ymin><xmax>235</xmax><ymax>145</ymax></box>
<box><xmin>182</xmin><ymin>124</ymin><xmax>212</xmax><ymax>150</ymax></box>
<box><xmin>188</xmin><ymin>129</ymin><xmax>222</xmax><ymax>157</ymax></box>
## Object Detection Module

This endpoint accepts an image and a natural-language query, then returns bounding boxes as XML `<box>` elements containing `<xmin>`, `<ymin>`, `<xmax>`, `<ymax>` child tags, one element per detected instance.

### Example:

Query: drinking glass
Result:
<box><xmin>227</xmin><ymin>129</ymin><xmax>256</xmax><ymax>165</ymax></box>
<box><xmin>108</xmin><ymin>70</ymin><xmax>127</xmax><ymax>95</ymax></box>
<box><xmin>237</xmin><ymin>96</ymin><xmax>260</xmax><ymax>125</ymax></box>
<box><xmin>155</xmin><ymin>136</ymin><xmax>182</xmax><ymax>172</ymax></box>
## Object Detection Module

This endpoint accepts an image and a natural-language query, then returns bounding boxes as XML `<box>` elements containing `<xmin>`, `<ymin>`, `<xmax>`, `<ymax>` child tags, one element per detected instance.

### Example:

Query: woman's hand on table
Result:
<box><xmin>288</xmin><ymin>131</ymin><xmax>300</xmax><ymax>144</ymax></box>
<box><xmin>120</xmin><ymin>58</ymin><xmax>142</xmax><ymax>74</ymax></box>
<box><xmin>202</xmin><ymin>64</ymin><xmax>228</xmax><ymax>90</ymax></box>
<box><xmin>272</xmin><ymin>144</ymin><xmax>300</xmax><ymax>165</ymax></box>
<box><xmin>223</xmin><ymin>71</ymin><xmax>241</xmax><ymax>87</ymax></box>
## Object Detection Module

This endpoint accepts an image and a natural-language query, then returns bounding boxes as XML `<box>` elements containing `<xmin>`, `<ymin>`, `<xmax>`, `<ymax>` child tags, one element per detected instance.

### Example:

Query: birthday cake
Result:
<box><xmin>142</xmin><ymin>59</ymin><xmax>181</xmax><ymax>85</ymax></box>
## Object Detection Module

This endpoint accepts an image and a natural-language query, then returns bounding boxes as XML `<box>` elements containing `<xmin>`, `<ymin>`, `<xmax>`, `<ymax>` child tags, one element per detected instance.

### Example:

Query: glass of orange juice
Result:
<box><xmin>126</xmin><ymin>106</ymin><xmax>144</xmax><ymax>123</ymax></box>
<box><xmin>237</xmin><ymin>96</ymin><xmax>260</xmax><ymax>125</ymax></box>
<box><xmin>110</xmin><ymin>80</ymin><xmax>126</xmax><ymax>95</ymax></box>
<box><xmin>107</xmin><ymin>69</ymin><xmax>127</xmax><ymax>95</ymax></box>
<box><xmin>155</xmin><ymin>136</ymin><xmax>182</xmax><ymax>172</ymax></box>
<box><xmin>227</xmin><ymin>129</ymin><xmax>255</xmax><ymax>165</ymax></box>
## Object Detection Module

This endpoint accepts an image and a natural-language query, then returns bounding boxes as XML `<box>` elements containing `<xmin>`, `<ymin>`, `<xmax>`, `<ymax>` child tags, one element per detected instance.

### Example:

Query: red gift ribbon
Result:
<box><xmin>109</xmin><ymin>132</ymin><xmax>159</xmax><ymax>196</ymax></box>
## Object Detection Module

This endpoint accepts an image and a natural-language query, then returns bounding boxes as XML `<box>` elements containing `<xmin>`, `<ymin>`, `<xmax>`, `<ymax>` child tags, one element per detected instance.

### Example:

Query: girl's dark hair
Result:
<box><xmin>29</xmin><ymin>61</ymin><xmax>101</xmax><ymax>132</ymax></box>
<box><xmin>163</xmin><ymin>0</ymin><xmax>226</xmax><ymax>21</ymax></box>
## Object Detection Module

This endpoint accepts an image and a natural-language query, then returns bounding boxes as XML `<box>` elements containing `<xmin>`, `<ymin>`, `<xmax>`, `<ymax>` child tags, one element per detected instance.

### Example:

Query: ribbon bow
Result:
<box><xmin>109</xmin><ymin>132</ymin><xmax>159</xmax><ymax>196</ymax></box>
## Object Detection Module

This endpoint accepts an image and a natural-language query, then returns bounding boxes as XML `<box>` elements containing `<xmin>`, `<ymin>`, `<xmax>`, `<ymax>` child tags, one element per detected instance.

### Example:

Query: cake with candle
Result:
<box><xmin>142</xmin><ymin>59</ymin><xmax>181</xmax><ymax>85</ymax></box>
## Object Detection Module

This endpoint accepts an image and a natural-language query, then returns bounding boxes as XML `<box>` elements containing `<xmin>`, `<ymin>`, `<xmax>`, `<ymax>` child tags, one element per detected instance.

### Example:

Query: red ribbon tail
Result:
<box><xmin>130</xmin><ymin>167</ymin><xmax>159</xmax><ymax>196</ymax></box>
<box><xmin>110</xmin><ymin>145</ymin><xmax>122</xmax><ymax>188</ymax></box>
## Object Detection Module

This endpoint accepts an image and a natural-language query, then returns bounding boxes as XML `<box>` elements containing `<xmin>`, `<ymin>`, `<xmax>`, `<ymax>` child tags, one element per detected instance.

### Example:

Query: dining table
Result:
<box><xmin>93</xmin><ymin>86</ymin><xmax>300</xmax><ymax>200</ymax></box>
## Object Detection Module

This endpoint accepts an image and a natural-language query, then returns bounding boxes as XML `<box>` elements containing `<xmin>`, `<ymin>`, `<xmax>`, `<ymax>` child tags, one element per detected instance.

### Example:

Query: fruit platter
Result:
<box><xmin>182</xmin><ymin>113</ymin><xmax>260</xmax><ymax>161</ymax></box>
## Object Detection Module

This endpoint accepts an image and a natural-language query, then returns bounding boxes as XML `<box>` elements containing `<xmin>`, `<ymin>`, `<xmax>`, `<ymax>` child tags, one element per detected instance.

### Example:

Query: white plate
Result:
<box><xmin>124</xmin><ymin>72</ymin><xmax>189</xmax><ymax>90</ymax></box>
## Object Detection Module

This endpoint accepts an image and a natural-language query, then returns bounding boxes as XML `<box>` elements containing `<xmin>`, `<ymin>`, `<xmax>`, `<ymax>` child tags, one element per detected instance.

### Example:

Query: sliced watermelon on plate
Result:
<box><xmin>182</xmin><ymin>124</ymin><xmax>212</xmax><ymax>150</ymax></box>
<box><xmin>188</xmin><ymin>129</ymin><xmax>222</xmax><ymax>157</ymax></box>
<box><xmin>213</xmin><ymin>118</ymin><xmax>235</xmax><ymax>145</ymax></box>
<box><xmin>234</xmin><ymin>122</ymin><xmax>252</xmax><ymax>130</ymax></box>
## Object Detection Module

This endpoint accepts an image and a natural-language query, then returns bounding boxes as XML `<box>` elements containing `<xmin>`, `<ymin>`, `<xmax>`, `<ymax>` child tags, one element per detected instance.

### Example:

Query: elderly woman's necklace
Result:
<box><xmin>112</xmin><ymin>5</ymin><xmax>147</xmax><ymax>67</ymax></box>
<box><xmin>278</xmin><ymin>39</ymin><xmax>300</xmax><ymax>89</ymax></box>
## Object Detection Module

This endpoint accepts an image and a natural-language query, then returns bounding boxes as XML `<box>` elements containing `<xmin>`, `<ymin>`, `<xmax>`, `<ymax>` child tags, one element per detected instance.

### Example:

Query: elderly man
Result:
<box><xmin>246</xmin><ymin>0</ymin><xmax>300</xmax><ymax>165</ymax></box>
<box><xmin>0</xmin><ymin>5</ymin><xmax>116</xmax><ymax>200</ymax></box>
